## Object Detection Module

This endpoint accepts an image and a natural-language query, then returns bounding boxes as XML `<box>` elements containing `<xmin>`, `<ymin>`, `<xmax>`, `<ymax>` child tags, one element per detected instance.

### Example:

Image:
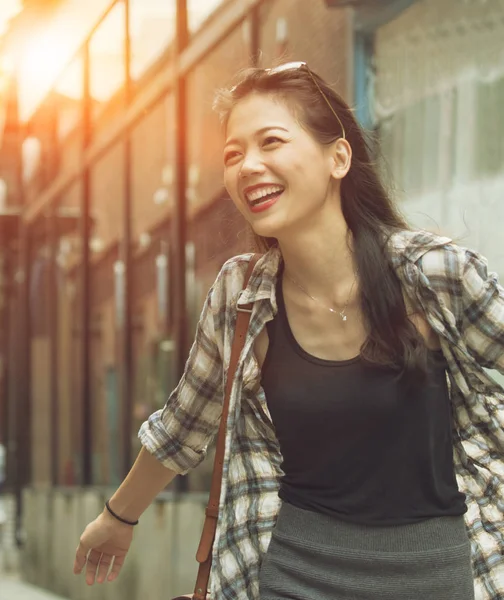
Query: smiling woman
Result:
<box><xmin>73</xmin><ymin>61</ymin><xmax>504</xmax><ymax>600</ymax></box>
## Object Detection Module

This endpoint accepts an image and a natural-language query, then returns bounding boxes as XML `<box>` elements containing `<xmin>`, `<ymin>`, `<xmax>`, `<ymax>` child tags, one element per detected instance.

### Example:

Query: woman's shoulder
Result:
<box><xmin>388</xmin><ymin>228</ymin><xmax>452</xmax><ymax>257</ymax></box>
<box><xmin>390</xmin><ymin>229</ymin><xmax>495</xmax><ymax>301</ymax></box>
<box><xmin>210</xmin><ymin>249</ymin><xmax>281</xmax><ymax>306</ymax></box>
<box><xmin>389</xmin><ymin>228</ymin><xmax>469</xmax><ymax>271</ymax></box>
<box><xmin>220</xmin><ymin>252</ymin><xmax>258</xmax><ymax>276</ymax></box>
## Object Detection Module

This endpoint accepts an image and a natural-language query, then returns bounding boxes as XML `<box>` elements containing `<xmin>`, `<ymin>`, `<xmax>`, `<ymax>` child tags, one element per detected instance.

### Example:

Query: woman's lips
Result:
<box><xmin>243</xmin><ymin>184</ymin><xmax>285</xmax><ymax>214</ymax></box>
<box><xmin>248</xmin><ymin>191</ymin><xmax>283</xmax><ymax>213</ymax></box>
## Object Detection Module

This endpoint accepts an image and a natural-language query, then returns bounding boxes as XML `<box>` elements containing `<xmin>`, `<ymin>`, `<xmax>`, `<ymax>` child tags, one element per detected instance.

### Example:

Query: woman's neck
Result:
<box><xmin>277</xmin><ymin>210</ymin><xmax>357</xmax><ymax>303</ymax></box>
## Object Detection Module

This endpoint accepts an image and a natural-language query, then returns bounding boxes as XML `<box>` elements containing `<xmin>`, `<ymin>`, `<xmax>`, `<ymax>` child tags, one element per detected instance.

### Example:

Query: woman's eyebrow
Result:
<box><xmin>225</xmin><ymin>125</ymin><xmax>289</xmax><ymax>147</ymax></box>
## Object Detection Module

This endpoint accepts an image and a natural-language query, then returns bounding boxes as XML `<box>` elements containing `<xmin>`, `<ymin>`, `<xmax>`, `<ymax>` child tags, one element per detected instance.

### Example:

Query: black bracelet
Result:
<box><xmin>105</xmin><ymin>500</ymin><xmax>139</xmax><ymax>526</ymax></box>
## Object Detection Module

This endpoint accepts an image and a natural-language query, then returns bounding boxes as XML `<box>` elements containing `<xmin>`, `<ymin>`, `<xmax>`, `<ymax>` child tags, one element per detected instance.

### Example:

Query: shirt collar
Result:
<box><xmin>236</xmin><ymin>230</ymin><xmax>452</xmax><ymax>311</ymax></box>
<box><xmin>236</xmin><ymin>247</ymin><xmax>282</xmax><ymax>312</ymax></box>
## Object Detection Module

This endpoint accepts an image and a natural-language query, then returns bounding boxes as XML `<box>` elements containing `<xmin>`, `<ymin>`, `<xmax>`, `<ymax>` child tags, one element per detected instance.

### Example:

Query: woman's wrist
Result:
<box><xmin>104</xmin><ymin>499</ymin><xmax>139</xmax><ymax>526</ymax></box>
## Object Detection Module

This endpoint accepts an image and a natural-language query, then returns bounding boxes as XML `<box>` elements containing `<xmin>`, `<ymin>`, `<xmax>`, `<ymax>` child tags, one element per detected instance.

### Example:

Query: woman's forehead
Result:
<box><xmin>225</xmin><ymin>93</ymin><xmax>299</xmax><ymax>141</ymax></box>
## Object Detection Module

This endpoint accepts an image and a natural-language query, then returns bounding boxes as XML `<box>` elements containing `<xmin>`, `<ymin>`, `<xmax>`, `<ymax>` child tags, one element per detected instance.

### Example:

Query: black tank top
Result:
<box><xmin>261</xmin><ymin>274</ymin><xmax>467</xmax><ymax>526</ymax></box>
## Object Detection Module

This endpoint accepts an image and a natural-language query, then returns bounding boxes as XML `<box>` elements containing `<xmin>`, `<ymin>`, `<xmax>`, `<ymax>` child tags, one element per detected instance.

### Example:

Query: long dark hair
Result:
<box><xmin>214</xmin><ymin>65</ymin><xmax>428</xmax><ymax>379</ymax></box>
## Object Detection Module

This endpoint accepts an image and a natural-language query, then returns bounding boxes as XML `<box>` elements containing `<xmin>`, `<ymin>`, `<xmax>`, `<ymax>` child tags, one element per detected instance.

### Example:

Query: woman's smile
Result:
<box><xmin>243</xmin><ymin>183</ymin><xmax>285</xmax><ymax>213</ymax></box>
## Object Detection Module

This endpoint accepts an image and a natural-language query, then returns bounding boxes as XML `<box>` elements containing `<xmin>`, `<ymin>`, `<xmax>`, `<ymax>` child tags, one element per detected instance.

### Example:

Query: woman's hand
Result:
<box><xmin>73</xmin><ymin>448</ymin><xmax>178</xmax><ymax>584</ymax></box>
<box><xmin>73</xmin><ymin>510</ymin><xmax>134</xmax><ymax>585</ymax></box>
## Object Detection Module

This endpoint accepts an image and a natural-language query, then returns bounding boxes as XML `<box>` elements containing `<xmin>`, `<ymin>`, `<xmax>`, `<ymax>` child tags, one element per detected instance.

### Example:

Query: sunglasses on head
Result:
<box><xmin>264</xmin><ymin>61</ymin><xmax>346</xmax><ymax>140</ymax></box>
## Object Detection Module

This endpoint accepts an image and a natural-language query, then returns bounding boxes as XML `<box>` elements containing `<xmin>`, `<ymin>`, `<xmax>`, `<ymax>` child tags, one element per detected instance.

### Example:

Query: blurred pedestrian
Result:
<box><xmin>73</xmin><ymin>63</ymin><xmax>503</xmax><ymax>599</ymax></box>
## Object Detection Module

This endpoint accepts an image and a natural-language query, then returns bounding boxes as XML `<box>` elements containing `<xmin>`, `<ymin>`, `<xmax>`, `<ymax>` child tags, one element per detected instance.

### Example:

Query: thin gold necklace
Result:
<box><xmin>285</xmin><ymin>272</ymin><xmax>357</xmax><ymax>322</ymax></box>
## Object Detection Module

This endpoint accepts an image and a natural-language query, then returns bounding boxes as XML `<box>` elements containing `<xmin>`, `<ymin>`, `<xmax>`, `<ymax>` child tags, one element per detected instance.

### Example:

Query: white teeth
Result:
<box><xmin>245</xmin><ymin>185</ymin><xmax>284</xmax><ymax>203</ymax></box>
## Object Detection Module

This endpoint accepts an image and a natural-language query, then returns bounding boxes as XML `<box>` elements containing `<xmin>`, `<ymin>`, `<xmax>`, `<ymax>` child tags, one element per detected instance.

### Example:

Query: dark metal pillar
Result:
<box><xmin>2</xmin><ymin>242</ymin><xmax>15</xmax><ymax>491</ymax></box>
<box><xmin>0</xmin><ymin>249</ymin><xmax>7</xmax><ymax>451</ymax></box>
<box><xmin>6</xmin><ymin>72</ymin><xmax>29</xmax><ymax>543</ymax></box>
<box><xmin>173</xmin><ymin>0</ymin><xmax>189</xmax><ymax>380</ymax></box>
<box><xmin>121</xmin><ymin>0</ymin><xmax>134</xmax><ymax>477</ymax></box>
<box><xmin>47</xmin><ymin>91</ymin><xmax>61</xmax><ymax>486</ymax></box>
<box><xmin>172</xmin><ymin>0</ymin><xmax>189</xmax><ymax>494</ymax></box>
<box><xmin>81</xmin><ymin>44</ymin><xmax>92</xmax><ymax>486</ymax></box>
<box><xmin>16</xmin><ymin>217</ymin><xmax>31</xmax><ymax>541</ymax></box>
<box><xmin>47</xmin><ymin>206</ymin><xmax>59</xmax><ymax>485</ymax></box>
<box><xmin>0</xmin><ymin>244</ymin><xmax>11</xmax><ymax>489</ymax></box>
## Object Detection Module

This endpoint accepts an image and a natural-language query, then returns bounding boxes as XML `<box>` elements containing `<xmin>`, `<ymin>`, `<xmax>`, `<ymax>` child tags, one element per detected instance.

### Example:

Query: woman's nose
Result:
<box><xmin>239</xmin><ymin>152</ymin><xmax>265</xmax><ymax>178</ymax></box>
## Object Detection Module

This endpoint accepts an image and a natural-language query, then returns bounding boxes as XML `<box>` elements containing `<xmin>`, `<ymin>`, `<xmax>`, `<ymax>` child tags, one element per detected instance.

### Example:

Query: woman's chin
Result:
<box><xmin>250</xmin><ymin>224</ymin><xmax>281</xmax><ymax>241</ymax></box>
<box><xmin>248</xmin><ymin>215</ymin><xmax>287</xmax><ymax>241</ymax></box>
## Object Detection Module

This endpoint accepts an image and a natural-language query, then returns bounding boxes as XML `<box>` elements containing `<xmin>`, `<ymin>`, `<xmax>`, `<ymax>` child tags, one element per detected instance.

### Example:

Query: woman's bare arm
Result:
<box><xmin>74</xmin><ymin>447</ymin><xmax>178</xmax><ymax>585</ymax></box>
<box><xmin>106</xmin><ymin>447</ymin><xmax>178</xmax><ymax>522</ymax></box>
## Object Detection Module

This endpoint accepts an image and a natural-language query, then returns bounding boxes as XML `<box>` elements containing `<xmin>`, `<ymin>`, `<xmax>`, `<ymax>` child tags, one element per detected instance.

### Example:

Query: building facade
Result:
<box><xmin>1</xmin><ymin>0</ymin><xmax>503</xmax><ymax>597</ymax></box>
<box><xmin>0</xmin><ymin>1</ymin><xmax>354</xmax><ymax>596</ymax></box>
<box><xmin>0</xmin><ymin>0</ymin><xmax>353</xmax><ymax>498</ymax></box>
<box><xmin>370</xmin><ymin>0</ymin><xmax>504</xmax><ymax>388</ymax></box>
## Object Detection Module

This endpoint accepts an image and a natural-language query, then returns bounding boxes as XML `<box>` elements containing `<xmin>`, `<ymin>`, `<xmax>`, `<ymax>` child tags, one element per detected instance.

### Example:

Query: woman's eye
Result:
<box><xmin>263</xmin><ymin>136</ymin><xmax>283</xmax><ymax>146</ymax></box>
<box><xmin>224</xmin><ymin>151</ymin><xmax>241</xmax><ymax>165</ymax></box>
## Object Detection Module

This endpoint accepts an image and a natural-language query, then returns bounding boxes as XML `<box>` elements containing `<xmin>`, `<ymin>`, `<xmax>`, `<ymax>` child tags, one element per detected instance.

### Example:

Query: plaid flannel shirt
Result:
<box><xmin>139</xmin><ymin>229</ymin><xmax>504</xmax><ymax>600</ymax></box>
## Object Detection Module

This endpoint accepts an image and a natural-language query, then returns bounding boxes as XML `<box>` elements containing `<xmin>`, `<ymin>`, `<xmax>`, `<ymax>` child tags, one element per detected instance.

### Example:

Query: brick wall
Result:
<box><xmin>24</xmin><ymin>0</ymin><xmax>352</xmax><ymax>487</ymax></box>
<box><xmin>188</xmin><ymin>0</ymin><xmax>351</xmax><ymax>282</ymax></box>
<box><xmin>259</xmin><ymin>0</ymin><xmax>350</xmax><ymax>99</ymax></box>
<box><xmin>52</xmin><ymin>0</ymin><xmax>352</xmax><ymax>282</ymax></box>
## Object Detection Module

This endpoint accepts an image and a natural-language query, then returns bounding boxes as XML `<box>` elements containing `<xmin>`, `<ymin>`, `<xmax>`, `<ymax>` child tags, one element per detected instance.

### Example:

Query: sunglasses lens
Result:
<box><xmin>266</xmin><ymin>61</ymin><xmax>306</xmax><ymax>74</ymax></box>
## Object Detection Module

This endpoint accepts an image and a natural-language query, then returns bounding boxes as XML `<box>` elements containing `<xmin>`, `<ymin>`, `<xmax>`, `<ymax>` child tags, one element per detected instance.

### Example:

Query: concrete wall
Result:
<box><xmin>375</xmin><ymin>0</ymin><xmax>504</xmax><ymax>278</ymax></box>
<box><xmin>0</xmin><ymin>494</ymin><xmax>19</xmax><ymax>574</ymax></box>
<box><xmin>374</xmin><ymin>0</ymin><xmax>504</xmax><ymax>388</ymax></box>
<box><xmin>20</xmin><ymin>488</ymin><xmax>207</xmax><ymax>600</ymax></box>
<box><xmin>17</xmin><ymin>0</ymin><xmax>353</xmax><ymax>493</ymax></box>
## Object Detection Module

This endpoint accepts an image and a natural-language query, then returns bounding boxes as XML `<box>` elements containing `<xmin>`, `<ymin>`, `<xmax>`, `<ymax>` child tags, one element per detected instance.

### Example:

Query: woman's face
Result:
<box><xmin>223</xmin><ymin>93</ymin><xmax>343</xmax><ymax>240</ymax></box>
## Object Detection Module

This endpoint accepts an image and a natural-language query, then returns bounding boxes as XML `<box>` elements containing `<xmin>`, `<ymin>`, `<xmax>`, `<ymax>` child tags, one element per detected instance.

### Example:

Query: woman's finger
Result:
<box><xmin>85</xmin><ymin>550</ymin><xmax>102</xmax><ymax>586</ymax></box>
<box><xmin>107</xmin><ymin>554</ymin><xmax>125</xmax><ymax>582</ymax></box>
<box><xmin>73</xmin><ymin>542</ymin><xmax>89</xmax><ymax>574</ymax></box>
<box><xmin>96</xmin><ymin>553</ymin><xmax>113</xmax><ymax>584</ymax></box>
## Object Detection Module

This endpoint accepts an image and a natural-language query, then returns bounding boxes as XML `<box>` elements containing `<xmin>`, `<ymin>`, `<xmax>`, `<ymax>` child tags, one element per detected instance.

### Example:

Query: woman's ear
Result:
<box><xmin>330</xmin><ymin>138</ymin><xmax>352</xmax><ymax>180</ymax></box>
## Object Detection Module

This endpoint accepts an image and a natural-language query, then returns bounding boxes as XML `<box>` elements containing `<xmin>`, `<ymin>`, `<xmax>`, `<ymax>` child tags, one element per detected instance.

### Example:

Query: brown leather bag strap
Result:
<box><xmin>192</xmin><ymin>254</ymin><xmax>260</xmax><ymax>600</ymax></box>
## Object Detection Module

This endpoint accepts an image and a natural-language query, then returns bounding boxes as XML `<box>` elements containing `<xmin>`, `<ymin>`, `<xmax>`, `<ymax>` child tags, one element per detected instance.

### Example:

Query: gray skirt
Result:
<box><xmin>259</xmin><ymin>502</ymin><xmax>474</xmax><ymax>600</ymax></box>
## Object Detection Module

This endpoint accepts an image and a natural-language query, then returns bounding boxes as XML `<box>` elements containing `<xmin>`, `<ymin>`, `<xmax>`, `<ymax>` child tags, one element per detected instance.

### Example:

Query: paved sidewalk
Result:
<box><xmin>0</xmin><ymin>576</ymin><xmax>70</xmax><ymax>600</ymax></box>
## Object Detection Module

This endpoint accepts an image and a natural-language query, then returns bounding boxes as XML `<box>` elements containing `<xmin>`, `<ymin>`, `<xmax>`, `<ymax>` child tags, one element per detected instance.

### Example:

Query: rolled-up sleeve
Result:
<box><xmin>460</xmin><ymin>249</ymin><xmax>504</xmax><ymax>373</ymax></box>
<box><xmin>138</xmin><ymin>282</ymin><xmax>224</xmax><ymax>475</ymax></box>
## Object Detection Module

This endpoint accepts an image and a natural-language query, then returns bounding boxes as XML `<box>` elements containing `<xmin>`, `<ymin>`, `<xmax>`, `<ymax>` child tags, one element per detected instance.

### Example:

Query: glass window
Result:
<box><xmin>131</xmin><ymin>95</ymin><xmax>174</xmax><ymax>242</ymax></box>
<box><xmin>17</xmin><ymin>31</ymin><xmax>76</xmax><ymax>122</ymax></box>
<box><xmin>378</xmin><ymin>94</ymin><xmax>443</xmax><ymax>198</ymax></box>
<box><xmin>129</xmin><ymin>0</ymin><xmax>175</xmax><ymax>81</ymax></box>
<box><xmin>29</xmin><ymin>230</ymin><xmax>52</xmax><ymax>486</ymax></box>
<box><xmin>421</xmin><ymin>94</ymin><xmax>440</xmax><ymax>192</ymax></box>
<box><xmin>89</xmin><ymin>141</ymin><xmax>125</xmax><ymax>250</ymax></box>
<box><xmin>88</xmin><ymin>140</ymin><xmax>124</xmax><ymax>484</ymax></box>
<box><xmin>186</xmin><ymin>25</ymin><xmax>249</xmax><ymax>212</ymax></box>
<box><xmin>0</xmin><ymin>61</ymin><xmax>12</xmax><ymax>142</ymax></box>
<box><xmin>90</xmin><ymin>252</ymin><xmax>120</xmax><ymax>486</ymax></box>
<box><xmin>446</xmin><ymin>87</ymin><xmax>458</xmax><ymax>189</ymax></box>
<box><xmin>475</xmin><ymin>76</ymin><xmax>504</xmax><ymax>178</ymax></box>
<box><xmin>188</xmin><ymin>0</ymin><xmax>225</xmax><ymax>34</ymax></box>
<box><xmin>89</xmin><ymin>2</ymin><xmax>126</xmax><ymax>119</ymax></box>
<box><xmin>0</xmin><ymin>1</ymin><xmax>22</xmax><ymax>38</ymax></box>
<box><xmin>22</xmin><ymin>136</ymin><xmax>42</xmax><ymax>184</ymax></box>
<box><xmin>0</xmin><ymin>178</ymin><xmax>7</xmax><ymax>208</ymax></box>
<box><xmin>54</xmin><ymin>52</ymin><xmax>84</xmax><ymax>141</ymax></box>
